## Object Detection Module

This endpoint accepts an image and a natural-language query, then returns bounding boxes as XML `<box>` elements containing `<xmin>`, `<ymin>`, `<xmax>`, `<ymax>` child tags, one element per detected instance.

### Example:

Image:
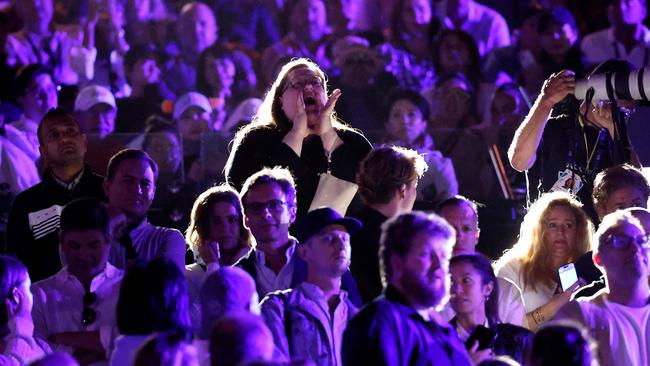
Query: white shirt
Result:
<box><xmin>31</xmin><ymin>263</ymin><xmax>124</xmax><ymax>365</ymax></box>
<box><xmin>441</xmin><ymin>1</ymin><xmax>511</xmax><ymax>56</ymax></box>
<box><xmin>496</xmin><ymin>259</ymin><xmax>556</xmax><ymax>317</ymax></box>
<box><xmin>185</xmin><ymin>262</ymin><xmax>220</xmax><ymax>336</ymax></box>
<box><xmin>581</xmin><ymin>26</ymin><xmax>650</xmax><ymax>69</ymax></box>
<box><xmin>254</xmin><ymin>242</ymin><xmax>296</xmax><ymax>297</ymax></box>
<box><xmin>8</xmin><ymin>115</ymin><xmax>40</xmax><ymax>161</ymax></box>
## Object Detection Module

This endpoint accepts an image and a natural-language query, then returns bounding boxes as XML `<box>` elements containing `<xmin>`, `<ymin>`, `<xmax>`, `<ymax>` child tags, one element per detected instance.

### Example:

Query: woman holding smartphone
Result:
<box><xmin>495</xmin><ymin>191</ymin><xmax>592</xmax><ymax>329</ymax></box>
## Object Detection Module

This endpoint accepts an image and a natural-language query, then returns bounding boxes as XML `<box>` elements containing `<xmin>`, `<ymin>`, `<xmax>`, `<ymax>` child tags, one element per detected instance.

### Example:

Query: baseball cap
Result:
<box><xmin>74</xmin><ymin>85</ymin><xmax>116</xmax><ymax>111</ymax></box>
<box><xmin>173</xmin><ymin>92</ymin><xmax>212</xmax><ymax>119</ymax></box>
<box><xmin>292</xmin><ymin>207</ymin><xmax>362</xmax><ymax>244</ymax></box>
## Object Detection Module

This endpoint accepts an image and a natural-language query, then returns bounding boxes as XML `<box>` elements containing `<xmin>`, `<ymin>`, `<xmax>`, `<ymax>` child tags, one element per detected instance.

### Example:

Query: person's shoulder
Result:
<box><xmin>582</xmin><ymin>27</ymin><xmax>610</xmax><ymax>44</ymax></box>
<box><xmin>336</xmin><ymin>128</ymin><xmax>372</xmax><ymax>151</ymax></box>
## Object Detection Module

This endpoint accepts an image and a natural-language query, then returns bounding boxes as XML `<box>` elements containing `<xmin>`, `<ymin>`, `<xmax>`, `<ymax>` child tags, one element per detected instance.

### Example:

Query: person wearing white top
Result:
<box><xmin>581</xmin><ymin>0</ymin><xmax>650</xmax><ymax>69</ymax></box>
<box><xmin>495</xmin><ymin>192</ymin><xmax>593</xmax><ymax>330</ymax></box>
<box><xmin>31</xmin><ymin>198</ymin><xmax>123</xmax><ymax>366</ymax></box>
<box><xmin>555</xmin><ymin>209</ymin><xmax>650</xmax><ymax>366</ymax></box>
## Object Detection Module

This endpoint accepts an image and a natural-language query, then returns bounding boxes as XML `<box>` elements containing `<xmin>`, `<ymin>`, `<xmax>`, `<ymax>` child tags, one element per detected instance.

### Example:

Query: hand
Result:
<box><xmin>289</xmin><ymin>90</ymin><xmax>310</xmax><ymax>139</ymax></box>
<box><xmin>468</xmin><ymin>341</ymin><xmax>493</xmax><ymax>365</ymax></box>
<box><xmin>548</xmin><ymin>278</ymin><xmax>586</xmax><ymax>312</ymax></box>
<box><xmin>310</xmin><ymin>89</ymin><xmax>341</xmax><ymax>136</ymax></box>
<box><xmin>540</xmin><ymin>70</ymin><xmax>576</xmax><ymax>108</ymax></box>
<box><xmin>198</xmin><ymin>239</ymin><xmax>221</xmax><ymax>265</ymax></box>
<box><xmin>580</xmin><ymin>100</ymin><xmax>614</xmax><ymax>132</ymax></box>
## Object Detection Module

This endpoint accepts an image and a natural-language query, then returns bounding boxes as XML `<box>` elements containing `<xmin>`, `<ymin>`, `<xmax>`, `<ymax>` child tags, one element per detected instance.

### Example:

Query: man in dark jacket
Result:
<box><xmin>342</xmin><ymin>211</ymin><xmax>472</xmax><ymax>366</ymax></box>
<box><xmin>6</xmin><ymin>108</ymin><xmax>105</xmax><ymax>281</ymax></box>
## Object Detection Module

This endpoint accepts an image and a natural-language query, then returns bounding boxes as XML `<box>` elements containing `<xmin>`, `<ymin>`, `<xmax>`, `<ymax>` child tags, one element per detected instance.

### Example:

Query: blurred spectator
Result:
<box><xmin>377</xmin><ymin>0</ymin><xmax>439</xmax><ymax>91</ymax></box>
<box><xmin>436</xmin><ymin>196</ymin><xmax>525</xmax><ymax>327</ymax></box>
<box><xmin>581</xmin><ymin>0</ymin><xmax>650</xmax><ymax>69</ymax></box>
<box><xmin>8</xmin><ymin>64</ymin><xmax>58</xmax><ymax>162</ymax></box>
<box><xmin>261</xmin><ymin>0</ymin><xmax>333</xmax><ymax>85</ymax></box>
<box><xmin>209</xmin><ymin>313</ymin><xmax>274</xmax><ymax>366</ymax></box>
<box><xmin>382</xmin><ymin>89</ymin><xmax>458</xmax><ymax>208</ymax></box>
<box><xmin>6</xmin><ymin>109</ymin><xmax>105</xmax><ymax>282</ymax></box>
<box><xmin>352</xmin><ymin>146</ymin><xmax>426</xmax><ymax>302</ymax></box>
<box><xmin>433</xmin><ymin>29</ymin><xmax>481</xmax><ymax>83</ymax></box>
<box><xmin>115</xmin><ymin>44</ymin><xmax>173</xmax><ymax>134</ymax></box>
<box><xmin>554</xmin><ymin>209</ymin><xmax>650</xmax><ymax>365</ymax></box>
<box><xmin>0</xmin><ymin>117</ymin><xmax>40</xmax><ymax>197</ymax></box>
<box><xmin>440</xmin><ymin>0</ymin><xmax>510</xmax><ymax>56</ymax></box>
<box><xmin>91</xmin><ymin>0</ymin><xmax>130</xmax><ymax>97</ymax></box>
<box><xmin>142</xmin><ymin>121</ymin><xmax>196</xmax><ymax>231</ymax></box>
<box><xmin>110</xmin><ymin>258</ymin><xmax>192</xmax><ymax>366</ymax></box>
<box><xmin>225</xmin><ymin>58</ymin><xmax>372</xmax><ymax>217</ymax></box>
<box><xmin>424</xmin><ymin>72</ymin><xmax>478</xmax><ymax>128</ymax></box>
<box><xmin>172</xmin><ymin>92</ymin><xmax>213</xmax><ymax>176</ymax></box>
<box><xmin>210</xmin><ymin>0</ymin><xmax>280</xmax><ymax>50</ymax></box>
<box><xmin>529</xmin><ymin>320</ymin><xmax>596</xmax><ymax>366</ymax></box>
<box><xmin>198</xmin><ymin>267</ymin><xmax>259</xmax><ymax>338</ymax></box>
<box><xmin>0</xmin><ymin>255</ymin><xmax>51</xmax><ymax>365</ymax></box>
<box><xmin>31</xmin><ymin>352</ymin><xmax>79</xmax><ymax>366</ymax></box>
<box><xmin>74</xmin><ymin>85</ymin><xmax>124</xmax><ymax>175</ymax></box>
<box><xmin>5</xmin><ymin>0</ymin><xmax>95</xmax><ymax>85</ymax></box>
<box><xmin>103</xmin><ymin>149</ymin><xmax>186</xmax><ymax>271</ymax></box>
<box><xmin>342</xmin><ymin>212</ymin><xmax>474</xmax><ymax>365</ymax></box>
<box><xmin>133</xmin><ymin>332</ymin><xmax>198</xmax><ymax>366</ymax></box>
<box><xmin>162</xmin><ymin>2</ymin><xmax>217</xmax><ymax>96</ymax></box>
<box><xmin>32</xmin><ymin>198</ymin><xmax>122</xmax><ymax>365</ymax></box>
<box><xmin>530</xmin><ymin>8</ymin><xmax>583</xmax><ymax>94</ymax></box>
<box><xmin>260</xmin><ymin>207</ymin><xmax>361</xmax><ymax>365</ymax></box>
<box><xmin>495</xmin><ymin>192</ymin><xmax>593</xmax><ymax>329</ymax></box>
<box><xmin>196</xmin><ymin>44</ymin><xmax>258</xmax><ymax>131</ymax></box>
<box><xmin>482</xmin><ymin>7</ymin><xmax>544</xmax><ymax>86</ymax></box>
<box><xmin>329</xmin><ymin>36</ymin><xmax>398</xmax><ymax>133</ymax></box>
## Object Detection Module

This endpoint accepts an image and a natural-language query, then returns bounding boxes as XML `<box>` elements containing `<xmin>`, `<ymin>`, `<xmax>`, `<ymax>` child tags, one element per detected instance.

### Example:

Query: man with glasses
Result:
<box><xmin>32</xmin><ymin>198</ymin><xmax>123</xmax><ymax>365</ymax></box>
<box><xmin>555</xmin><ymin>209</ymin><xmax>650</xmax><ymax>365</ymax></box>
<box><xmin>260</xmin><ymin>207</ymin><xmax>361</xmax><ymax>365</ymax></box>
<box><xmin>236</xmin><ymin>167</ymin><xmax>361</xmax><ymax>304</ymax></box>
<box><xmin>6</xmin><ymin>109</ymin><xmax>105</xmax><ymax>281</ymax></box>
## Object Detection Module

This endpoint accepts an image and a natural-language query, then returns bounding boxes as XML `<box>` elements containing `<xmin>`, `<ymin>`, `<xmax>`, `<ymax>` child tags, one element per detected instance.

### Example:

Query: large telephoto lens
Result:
<box><xmin>575</xmin><ymin>67</ymin><xmax>650</xmax><ymax>102</ymax></box>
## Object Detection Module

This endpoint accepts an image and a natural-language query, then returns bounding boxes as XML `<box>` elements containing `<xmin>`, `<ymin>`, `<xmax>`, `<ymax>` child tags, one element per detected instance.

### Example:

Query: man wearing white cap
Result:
<box><xmin>74</xmin><ymin>85</ymin><xmax>123</xmax><ymax>176</ymax></box>
<box><xmin>74</xmin><ymin>85</ymin><xmax>117</xmax><ymax>140</ymax></box>
<box><xmin>173</xmin><ymin>92</ymin><xmax>213</xmax><ymax>169</ymax></box>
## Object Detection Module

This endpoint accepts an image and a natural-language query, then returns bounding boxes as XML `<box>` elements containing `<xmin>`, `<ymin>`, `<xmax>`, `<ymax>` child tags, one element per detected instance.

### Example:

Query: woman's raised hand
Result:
<box><xmin>311</xmin><ymin>89</ymin><xmax>342</xmax><ymax>136</ymax></box>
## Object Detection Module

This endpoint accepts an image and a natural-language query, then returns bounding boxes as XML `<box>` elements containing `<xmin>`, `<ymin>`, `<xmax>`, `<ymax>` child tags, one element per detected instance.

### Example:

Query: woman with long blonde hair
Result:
<box><xmin>224</xmin><ymin>58</ymin><xmax>372</xmax><ymax>215</ymax></box>
<box><xmin>495</xmin><ymin>191</ymin><xmax>593</xmax><ymax>329</ymax></box>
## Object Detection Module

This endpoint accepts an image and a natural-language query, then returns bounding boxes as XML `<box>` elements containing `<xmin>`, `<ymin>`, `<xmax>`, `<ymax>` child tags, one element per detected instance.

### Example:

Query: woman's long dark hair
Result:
<box><xmin>0</xmin><ymin>255</ymin><xmax>28</xmax><ymax>336</ymax></box>
<box><xmin>450</xmin><ymin>253</ymin><xmax>501</xmax><ymax>326</ymax></box>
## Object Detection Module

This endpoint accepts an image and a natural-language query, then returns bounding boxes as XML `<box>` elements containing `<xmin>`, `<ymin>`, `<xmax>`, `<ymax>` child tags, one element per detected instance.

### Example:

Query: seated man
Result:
<box><xmin>437</xmin><ymin>195</ymin><xmax>525</xmax><ymax>326</ymax></box>
<box><xmin>104</xmin><ymin>149</ymin><xmax>185</xmax><ymax>271</ymax></box>
<box><xmin>342</xmin><ymin>211</ymin><xmax>472</xmax><ymax>365</ymax></box>
<box><xmin>32</xmin><ymin>198</ymin><xmax>123</xmax><ymax>365</ymax></box>
<box><xmin>260</xmin><ymin>207</ymin><xmax>361</xmax><ymax>365</ymax></box>
<box><xmin>6</xmin><ymin>108</ymin><xmax>105</xmax><ymax>281</ymax></box>
<box><xmin>235</xmin><ymin>167</ymin><xmax>361</xmax><ymax>305</ymax></box>
<box><xmin>554</xmin><ymin>209</ymin><xmax>650</xmax><ymax>365</ymax></box>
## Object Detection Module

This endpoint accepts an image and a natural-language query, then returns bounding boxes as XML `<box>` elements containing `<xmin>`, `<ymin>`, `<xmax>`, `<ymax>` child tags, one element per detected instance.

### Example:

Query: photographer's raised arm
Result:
<box><xmin>509</xmin><ymin>70</ymin><xmax>576</xmax><ymax>171</ymax></box>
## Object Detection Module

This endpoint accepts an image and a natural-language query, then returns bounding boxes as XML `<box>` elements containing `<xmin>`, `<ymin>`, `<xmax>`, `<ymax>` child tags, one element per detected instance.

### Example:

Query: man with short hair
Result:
<box><xmin>6</xmin><ymin>109</ymin><xmax>105</xmax><ymax>281</ymax></box>
<box><xmin>32</xmin><ymin>198</ymin><xmax>123</xmax><ymax>365</ymax></box>
<box><xmin>103</xmin><ymin>148</ymin><xmax>185</xmax><ymax>271</ymax></box>
<box><xmin>342</xmin><ymin>211</ymin><xmax>472</xmax><ymax>365</ymax></box>
<box><xmin>236</xmin><ymin>167</ymin><xmax>361</xmax><ymax>304</ymax></box>
<box><xmin>437</xmin><ymin>195</ymin><xmax>525</xmax><ymax>326</ymax></box>
<box><xmin>260</xmin><ymin>207</ymin><xmax>361</xmax><ymax>365</ymax></box>
<box><xmin>554</xmin><ymin>209</ymin><xmax>650</xmax><ymax>365</ymax></box>
<box><xmin>351</xmin><ymin>146</ymin><xmax>426</xmax><ymax>302</ymax></box>
<box><xmin>581</xmin><ymin>0</ymin><xmax>650</xmax><ymax>69</ymax></box>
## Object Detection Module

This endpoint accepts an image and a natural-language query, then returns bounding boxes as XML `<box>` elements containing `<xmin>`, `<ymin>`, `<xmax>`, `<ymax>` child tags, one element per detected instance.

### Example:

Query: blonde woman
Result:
<box><xmin>495</xmin><ymin>191</ymin><xmax>593</xmax><ymax>329</ymax></box>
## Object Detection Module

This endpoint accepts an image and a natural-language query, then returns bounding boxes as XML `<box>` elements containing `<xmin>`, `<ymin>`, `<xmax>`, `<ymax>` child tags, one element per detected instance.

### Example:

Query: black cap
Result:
<box><xmin>292</xmin><ymin>207</ymin><xmax>362</xmax><ymax>243</ymax></box>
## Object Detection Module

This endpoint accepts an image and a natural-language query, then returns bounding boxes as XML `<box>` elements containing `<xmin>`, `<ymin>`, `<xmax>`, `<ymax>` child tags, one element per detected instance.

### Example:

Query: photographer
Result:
<box><xmin>508</xmin><ymin>59</ymin><xmax>639</xmax><ymax>219</ymax></box>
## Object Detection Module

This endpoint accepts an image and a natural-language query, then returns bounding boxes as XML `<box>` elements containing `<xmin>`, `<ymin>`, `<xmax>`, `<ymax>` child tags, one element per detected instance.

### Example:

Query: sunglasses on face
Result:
<box><xmin>82</xmin><ymin>291</ymin><xmax>97</xmax><ymax>326</ymax></box>
<box><xmin>245</xmin><ymin>200</ymin><xmax>288</xmax><ymax>216</ymax></box>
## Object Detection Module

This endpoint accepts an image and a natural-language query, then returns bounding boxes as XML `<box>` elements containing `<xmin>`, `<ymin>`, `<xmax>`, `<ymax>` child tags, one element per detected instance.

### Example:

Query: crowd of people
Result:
<box><xmin>1</xmin><ymin>0</ymin><xmax>650</xmax><ymax>365</ymax></box>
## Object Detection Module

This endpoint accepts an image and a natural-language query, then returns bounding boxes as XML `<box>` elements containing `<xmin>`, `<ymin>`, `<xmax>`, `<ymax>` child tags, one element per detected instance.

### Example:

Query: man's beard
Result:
<box><xmin>400</xmin><ymin>269</ymin><xmax>446</xmax><ymax>309</ymax></box>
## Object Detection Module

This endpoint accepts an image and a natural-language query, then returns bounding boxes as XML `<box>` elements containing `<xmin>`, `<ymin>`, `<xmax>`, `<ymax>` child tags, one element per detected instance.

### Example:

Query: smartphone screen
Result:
<box><xmin>559</xmin><ymin>263</ymin><xmax>578</xmax><ymax>291</ymax></box>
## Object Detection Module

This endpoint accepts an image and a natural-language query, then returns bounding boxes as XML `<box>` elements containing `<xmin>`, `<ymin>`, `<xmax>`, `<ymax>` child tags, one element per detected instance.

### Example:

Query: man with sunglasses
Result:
<box><xmin>235</xmin><ymin>167</ymin><xmax>361</xmax><ymax>305</ymax></box>
<box><xmin>555</xmin><ymin>209</ymin><xmax>650</xmax><ymax>365</ymax></box>
<box><xmin>31</xmin><ymin>198</ymin><xmax>123</xmax><ymax>365</ymax></box>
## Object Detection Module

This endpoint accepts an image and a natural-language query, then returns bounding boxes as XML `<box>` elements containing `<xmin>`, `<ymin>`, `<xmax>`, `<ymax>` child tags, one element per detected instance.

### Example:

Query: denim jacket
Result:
<box><xmin>260</xmin><ymin>282</ymin><xmax>358</xmax><ymax>366</ymax></box>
